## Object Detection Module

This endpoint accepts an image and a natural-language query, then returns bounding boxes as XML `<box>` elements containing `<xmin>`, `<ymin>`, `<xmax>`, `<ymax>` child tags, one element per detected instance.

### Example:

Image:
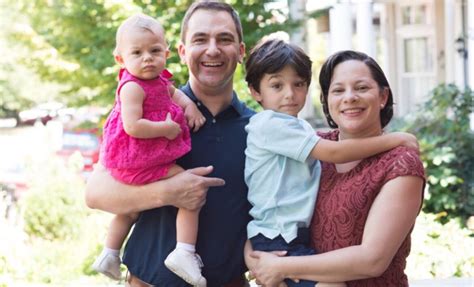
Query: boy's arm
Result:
<box><xmin>310</xmin><ymin>132</ymin><xmax>418</xmax><ymax>163</ymax></box>
<box><xmin>169</xmin><ymin>86</ymin><xmax>206</xmax><ymax>132</ymax></box>
<box><xmin>121</xmin><ymin>82</ymin><xmax>181</xmax><ymax>139</ymax></box>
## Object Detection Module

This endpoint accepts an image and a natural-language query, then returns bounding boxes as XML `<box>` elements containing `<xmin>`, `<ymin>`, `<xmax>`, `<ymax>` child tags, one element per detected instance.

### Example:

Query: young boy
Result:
<box><xmin>243</xmin><ymin>38</ymin><xmax>418</xmax><ymax>286</ymax></box>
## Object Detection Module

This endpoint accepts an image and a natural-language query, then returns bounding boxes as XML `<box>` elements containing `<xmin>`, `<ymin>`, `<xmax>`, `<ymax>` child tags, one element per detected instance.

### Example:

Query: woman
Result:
<box><xmin>245</xmin><ymin>50</ymin><xmax>425</xmax><ymax>286</ymax></box>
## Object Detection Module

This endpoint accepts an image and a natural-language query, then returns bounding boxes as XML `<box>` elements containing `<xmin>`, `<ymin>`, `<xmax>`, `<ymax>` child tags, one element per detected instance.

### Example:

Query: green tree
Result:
<box><xmin>8</xmin><ymin>0</ymin><xmax>293</xmax><ymax>109</ymax></box>
<box><xmin>402</xmin><ymin>84</ymin><xmax>474</xmax><ymax>223</ymax></box>
<box><xmin>0</xmin><ymin>0</ymin><xmax>65</xmax><ymax>116</ymax></box>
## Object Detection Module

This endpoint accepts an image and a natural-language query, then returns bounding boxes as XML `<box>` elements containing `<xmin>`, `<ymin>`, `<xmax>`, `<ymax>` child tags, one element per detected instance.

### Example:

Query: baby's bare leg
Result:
<box><xmin>106</xmin><ymin>212</ymin><xmax>139</xmax><ymax>249</ymax></box>
<box><xmin>163</xmin><ymin>164</ymin><xmax>200</xmax><ymax>246</ymax></box>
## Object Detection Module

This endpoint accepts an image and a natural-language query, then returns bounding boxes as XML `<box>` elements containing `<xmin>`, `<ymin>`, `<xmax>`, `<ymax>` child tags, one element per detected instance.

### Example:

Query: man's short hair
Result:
<box><xmin>180</xmin><ymin>0</ymin><xmax>243</xmax><ymax>43</ymax></box>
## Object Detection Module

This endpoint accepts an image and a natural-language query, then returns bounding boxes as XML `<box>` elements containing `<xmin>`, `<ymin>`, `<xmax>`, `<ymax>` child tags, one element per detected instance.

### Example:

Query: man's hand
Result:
<box><xmin>164</xmin><ymin>166</ymin><xmax>225</xmax><ymax>210</ymax></box>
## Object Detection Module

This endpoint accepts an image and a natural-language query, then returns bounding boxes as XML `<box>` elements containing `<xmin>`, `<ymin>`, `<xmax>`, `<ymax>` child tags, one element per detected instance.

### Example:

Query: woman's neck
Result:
<box><xmin>338</xmin><ymin>127</ymin><xmax>384</xmax><ymax>141</ymax></box>
<box><xmin>335</xmin><ymin>126</ymin><xmax>384</xmax><ymax>173</ymax></box>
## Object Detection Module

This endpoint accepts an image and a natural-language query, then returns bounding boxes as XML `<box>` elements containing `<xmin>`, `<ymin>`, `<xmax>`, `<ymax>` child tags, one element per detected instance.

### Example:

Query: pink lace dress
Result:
<box><xmin>100</xmin><ymin>69</ymin><xmax>191</xmax><ymax>184</ymax></box>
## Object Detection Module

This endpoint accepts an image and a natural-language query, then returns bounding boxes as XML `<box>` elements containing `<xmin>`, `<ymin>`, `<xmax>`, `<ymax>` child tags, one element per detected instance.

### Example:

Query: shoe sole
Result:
<box><xmin>164</xmin><ymin>259</ymin><xmax>205</xmax><ymax>287</ymax></box>
<box><xmin>92</xmin><ymin>261</ymin><xmax>121</xmax><ymax>281</ymax></box>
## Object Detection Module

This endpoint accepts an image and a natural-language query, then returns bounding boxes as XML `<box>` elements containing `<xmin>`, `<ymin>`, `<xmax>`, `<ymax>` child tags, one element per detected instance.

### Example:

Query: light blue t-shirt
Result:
<box><xmin>244</xmin><ymin>110</ymin><xmax>321</xmax><ymax>243</ymax></box>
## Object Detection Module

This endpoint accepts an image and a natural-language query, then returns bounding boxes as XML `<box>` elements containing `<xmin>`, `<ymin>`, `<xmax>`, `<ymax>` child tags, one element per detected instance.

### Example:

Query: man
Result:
<box><xmin>85</xmin><ymin>1</ymin><xmax>254</xmax><ymax>286</ymax></box>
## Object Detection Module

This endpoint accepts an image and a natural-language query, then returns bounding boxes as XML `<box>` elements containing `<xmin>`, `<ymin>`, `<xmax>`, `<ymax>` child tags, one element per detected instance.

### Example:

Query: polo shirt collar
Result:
<box><xmin>181</xmin><ymin>82</ymin><xmax>245</xmax><ymax>116</ymax></box>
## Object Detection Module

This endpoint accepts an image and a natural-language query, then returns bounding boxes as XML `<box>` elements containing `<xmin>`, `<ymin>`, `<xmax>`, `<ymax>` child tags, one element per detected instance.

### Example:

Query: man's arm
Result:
<box><xmin>85</xmin><ymin>164</ymin><xmax>225</xmax><ymax>215</ymax></box>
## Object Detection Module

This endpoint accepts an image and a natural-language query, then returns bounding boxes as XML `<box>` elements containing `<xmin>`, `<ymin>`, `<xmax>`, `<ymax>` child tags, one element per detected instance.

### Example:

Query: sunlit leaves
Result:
<box><xmin>403</xmin><ymin>84</ymin><xmax>474</xmax><ymax>223</ymax></box>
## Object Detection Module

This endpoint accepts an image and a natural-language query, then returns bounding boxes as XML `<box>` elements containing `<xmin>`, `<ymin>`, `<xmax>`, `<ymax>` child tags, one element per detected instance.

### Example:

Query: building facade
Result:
<box><xmin>306</xmin><ymin>0</ymin><xmax>473</xmax><ymax>117</ymax></box>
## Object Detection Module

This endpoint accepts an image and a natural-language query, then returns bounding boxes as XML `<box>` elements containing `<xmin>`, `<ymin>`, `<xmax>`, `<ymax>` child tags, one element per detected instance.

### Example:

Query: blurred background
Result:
<box><xmin>0</xmin><ymin>0</ymin><xmax>472</xmax><ymax>286</ymax></box>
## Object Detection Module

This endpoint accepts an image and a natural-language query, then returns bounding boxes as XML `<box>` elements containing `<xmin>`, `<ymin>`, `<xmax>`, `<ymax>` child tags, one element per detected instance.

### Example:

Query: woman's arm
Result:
<box><xmin>169</xmin><ymin>86</ymin><xmax>206</xmax><ymax>132</ymax></box>
<box><xmin>85</xmin><ymin>164</ymin><xmax>225</xmax><ymax>215</ymax></box>
<box><xmin>311</xmin><ymin>132</ymin><xmax>418</xmax><ymax>163</ymax></box>
<box><xmin>121</xmin><ymin>82</ymin><xmax>181</xmax><ymax>139</ymax></box>
<box><xmin>250</xmin><ymin>175</ymin><xmax>423</xmax><ymax>284</ymax></box>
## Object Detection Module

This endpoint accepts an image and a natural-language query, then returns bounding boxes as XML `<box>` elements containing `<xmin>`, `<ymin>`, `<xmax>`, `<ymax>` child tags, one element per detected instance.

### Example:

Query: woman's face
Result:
<box><xmin>327</xmin><ymin>60</ymin><xmax>388</xmax><ymax>139</ymax></box>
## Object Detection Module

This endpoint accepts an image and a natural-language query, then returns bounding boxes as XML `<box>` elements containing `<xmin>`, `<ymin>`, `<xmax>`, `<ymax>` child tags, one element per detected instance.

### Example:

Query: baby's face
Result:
<box><xmin>116</xmin><ymin>27</ymin><xmax>168</xmax><ymax>80</ymax></box>
<box><xmin>251</xmin><ymin>65</ymin><xmax>308</xmax><ymax>117</ymax></box>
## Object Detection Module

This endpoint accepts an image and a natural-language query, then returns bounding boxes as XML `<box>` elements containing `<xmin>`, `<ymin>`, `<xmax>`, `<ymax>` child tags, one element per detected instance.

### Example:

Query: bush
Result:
<box><xmin>20</xmin><ymin>156</ymin><xmax>87</xmax><ymax>241</ymax></box>
<box><xmin>401</xmin><ymin>84</ymin><xmax>473</xmax><ymax>223</ymax></box>
<box><xmin>407</xmin><ymin>212</ymin><xmax>474</xmax><ymax>278</ymax></box>
<box><xmin>5</xmin><ymin>156</ymin><xmax>115</xmax><ymax>284</ymax></box>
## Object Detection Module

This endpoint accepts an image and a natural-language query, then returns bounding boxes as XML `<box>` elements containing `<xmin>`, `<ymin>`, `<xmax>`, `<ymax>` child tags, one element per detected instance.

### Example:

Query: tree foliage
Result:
<box><xmin>7</xmin><ymin>0</ymin><xmax>293</xmax><ymax>109</ymax></box>
<box><xmin>402</xmin><ymin>84</ymin><xmax>474</xmax><ymax>223</ymax></box>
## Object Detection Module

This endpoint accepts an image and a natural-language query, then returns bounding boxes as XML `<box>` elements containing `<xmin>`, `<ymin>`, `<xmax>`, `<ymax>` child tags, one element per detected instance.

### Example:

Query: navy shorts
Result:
<box><xmin>250</xmin><ymin>228</ymin><xmax>317</xmax><ymax>287</ymax></box>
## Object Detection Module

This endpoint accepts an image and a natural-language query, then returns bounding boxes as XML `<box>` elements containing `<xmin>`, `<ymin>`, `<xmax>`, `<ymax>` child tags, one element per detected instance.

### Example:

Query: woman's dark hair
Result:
<box><xmin>245</xmin><ymin>38</ymin><xmax>312</xmax><ymax>93</ymax></box>
<box><xmin>319</xmin><ymin>50</ymin><xmax>394</xmax><ymax>128</ymax></box>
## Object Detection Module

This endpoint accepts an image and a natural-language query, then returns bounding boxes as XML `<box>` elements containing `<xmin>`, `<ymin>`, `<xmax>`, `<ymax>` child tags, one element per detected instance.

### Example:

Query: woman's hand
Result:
<box><xmin>250</xmin><ymin>250</ymin><xmax>288</xmax><ymax>287</ymax></box>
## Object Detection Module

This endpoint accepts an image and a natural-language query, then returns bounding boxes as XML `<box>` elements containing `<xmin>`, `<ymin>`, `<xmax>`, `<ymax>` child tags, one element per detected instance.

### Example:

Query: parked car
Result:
<box><xmin>56</xmin><ymin>128</ymin><xmax>101</xmax><ymax>173</ymax></box>
<box><xmin>18</xmin><ymin>102</ymin><xmax>64</xmax><ymax>126</ymax></box>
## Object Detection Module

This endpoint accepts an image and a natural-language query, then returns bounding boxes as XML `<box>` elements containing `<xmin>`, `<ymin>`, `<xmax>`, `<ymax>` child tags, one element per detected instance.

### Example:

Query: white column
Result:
<box><xmin>445</xmin><ymin>0</ymin><xmax>455</xmax><ymax>84</ymax></box>
<box><xmin>329</xmin><ymin>2</ymin><xmax>353</xmax><ymax>53</ymax></box>
<box><xmin>356</xmin><ymin>0</ymin><xmax>375</xmax><ymax>57</ymax></box>
<box><xmin>289</xmin><ymin>0</ymin><xmax>307</xmax><ymax>50</ymax></box>
<box><xmin>468</xmin><ymin>0</ymin><xmax>474</xmax><ymax>88</ymax></box>
<box><xmin>288</xmin><ymin>0</ymin><xmax>314</xmax><ymax>120</ymax></box>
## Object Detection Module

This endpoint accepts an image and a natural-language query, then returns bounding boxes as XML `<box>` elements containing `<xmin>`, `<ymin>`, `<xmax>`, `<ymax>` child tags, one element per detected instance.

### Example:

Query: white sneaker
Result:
<box><xmin>164</xmin><ymin>249</ymin><xmax>207</xmax><ymax>287</ymax></box>
<box><xmin>92</xmin><ymin>252</ymin><xmax>122</xmax><ymax>280</ymax></box>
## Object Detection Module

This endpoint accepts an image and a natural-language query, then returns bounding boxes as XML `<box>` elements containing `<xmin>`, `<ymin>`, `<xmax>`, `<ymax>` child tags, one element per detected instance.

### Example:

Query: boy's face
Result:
<box><xmin>115</xmin><ymin>27</ymin><xmax>169</xmax><ymax>80</ymax></box>
<box><xmin>250</xmin><ymin>65</ymin><xmax>308</xmax><ymax>117</ymax></box>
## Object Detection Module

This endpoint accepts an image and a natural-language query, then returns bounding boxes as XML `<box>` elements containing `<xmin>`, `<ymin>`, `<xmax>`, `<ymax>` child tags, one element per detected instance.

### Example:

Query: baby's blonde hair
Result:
<box><xmin>114</xmin><ymin>13</ymin><xmax>165</xmax><ymax>56</ymax></box>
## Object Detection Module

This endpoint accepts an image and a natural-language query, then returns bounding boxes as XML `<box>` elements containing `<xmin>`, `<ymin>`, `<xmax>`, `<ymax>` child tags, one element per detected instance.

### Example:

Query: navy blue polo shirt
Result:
<box><xmin>123</xmin><ymin>82</ymin><xmax>255</xmax><ymax>286</ymax></box>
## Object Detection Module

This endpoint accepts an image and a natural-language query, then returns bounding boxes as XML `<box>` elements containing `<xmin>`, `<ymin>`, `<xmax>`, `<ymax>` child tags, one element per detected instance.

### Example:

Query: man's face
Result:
<box><xmin>178</xmin><ymin>9</ymin><xmax>245</xmax><ymax>92</ymax></box>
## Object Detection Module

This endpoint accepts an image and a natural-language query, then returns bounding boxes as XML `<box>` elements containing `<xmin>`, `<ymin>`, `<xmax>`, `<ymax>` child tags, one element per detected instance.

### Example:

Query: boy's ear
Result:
<box><xmin>166</xmin><ymin>48</ymin><xmax>170</xmax><ymax>59</ymax></box>
<box><xmin>115</xmin><ymin>55</ymin><xmax>124</xmax><ymax>67</ymax></box>
<box><xmin>249</xmin><ymin>86</ymin><xmax>262</xmax><ymax>103</ymax></box>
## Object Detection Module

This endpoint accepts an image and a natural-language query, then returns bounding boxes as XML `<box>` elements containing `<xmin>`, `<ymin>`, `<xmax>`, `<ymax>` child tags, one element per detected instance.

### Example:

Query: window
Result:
<box><xmin>404</xmin><ymin>37</ymin><xmax>433</xmax><ymax>73</ymax></box>
<box><xmin>402</xmin><ymin>4</ymin><xmax>428</xmax><ymax>25</ymax></box>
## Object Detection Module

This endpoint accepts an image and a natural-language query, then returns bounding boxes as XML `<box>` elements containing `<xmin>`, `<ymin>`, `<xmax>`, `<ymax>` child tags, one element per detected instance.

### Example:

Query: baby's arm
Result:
<box><xmin>169</xmin><ymin>85</ymin><xmax>206</xmax><ymax>132</ymax></box>
<box><xmin>310</xmin><ymin>132</ymin><xmax>418</xmax><ymax>163</ymax></box>
<box><xmin>120</xmin><ymin>82</ymin><xmax>181</xmax><ymax>140</ymax></box>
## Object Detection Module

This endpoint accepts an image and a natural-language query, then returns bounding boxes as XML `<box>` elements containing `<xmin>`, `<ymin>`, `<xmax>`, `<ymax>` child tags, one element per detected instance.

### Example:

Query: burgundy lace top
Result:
<box><xmin>311</xmin><ymin>130</ymin><xmax>425</xmax><ymax>286</ymax></box>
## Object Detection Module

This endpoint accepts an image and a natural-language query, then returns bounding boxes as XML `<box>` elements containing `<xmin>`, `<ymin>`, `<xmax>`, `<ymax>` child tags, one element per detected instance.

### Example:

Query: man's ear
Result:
<box><xmin>249</xmin><ymin>86</ymin><xmax>262</xmax><ymax>103</ymax></box>
<box><xmin>115</xmin><ymin>54</ymin><xmax>124</xmax><ymax>67</ymax></box>
<box><xmin>238</xmin><ymin>42</ymin><xmax>246</xmax><ymax>64</ymax></box>
<box><xmin>177</xmin><ymin>41</ymin><xmax>186</xmax><ymax>64</ymax></box>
